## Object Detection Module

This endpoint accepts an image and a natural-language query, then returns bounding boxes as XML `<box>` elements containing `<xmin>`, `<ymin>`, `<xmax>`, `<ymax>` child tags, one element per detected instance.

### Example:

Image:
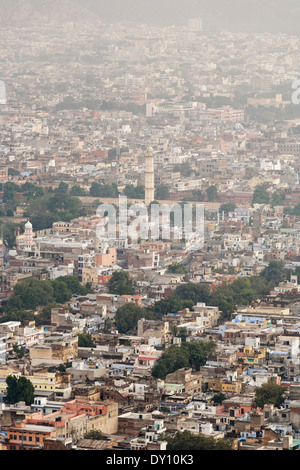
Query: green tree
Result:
<box><xmin>2</xmin><ymin>224</ymin><xmax>16</xmax><ymax>249</ymax></box>
<box><xmin>155</xmin><ymin>185</ymin><xmax>170</xmax><ymax>200</ymax></box>
<box><xmin>177</xmin><ymin>327</ymin><xmax>188</xmax><ymax>342</ymax></box>
<box><xmin>173</xmin><ymin>283</ymin><xmax>210</xmax><ymax>305</ymax></box>
<box><xmin>115</xmin><ymin>303</ymin><xmax>151</xmax><ymax>334</ymax></box>
<box><xmin>108</xmin><ymin>271</ymin><xmax>135</xmax><ymax>295</ymax></box>
<box><xmin>8</xmin><ymin>168</ymin><xmax>20</xmax><ymax>176</ymax></box>
<box><xmin>55</xmin><ymin>182</ymin><xmax>69</xmax><ymax>194</ymax></box>
<box><xmin>212</xmin><ymin>393</ymin><xmax>226</xmax><ymax>405</ymax></box>
<box><xmin>52</xmin><ymin>280</ymin><xmax>72</xmax><ymax>304</ymax></box>
<box><xmin>213</xmin><ymin>296</ymin><xmax>236</xmax><ymax>319</ymax></box>
<box><xmin>90</xmin><ymin>183</ymin><xmax>118</xmax><ymax>198</ymax></box>
<box><xmin>77</xmin><ymin>333</ymin><xmax>94</xmax><ymax>348</ymax></box>
<box><xmin>260</xmin><ymin>261</ymin><xmax>286</xmax><ymax>285</ymax></box>
<box><xmin>25</xmin><ymin>193</ymin><xmax>85</xmax><ymax>230</ymax></box>
<box><xmin>252</xmin><ymin>184</ymin><xmax>270</xmax><ymax>205</ymax></box>
<box><xmin>206</xmin><ymin>185</ymin><xmax>219</xmax><ymax>202</ymax></box>
<box><xmin>220</xmin><ymin>202</ymin><xmax>237</xmax><ymax>215</ymax></box>
<box><xmin>0</xmin><ymin>309</ymin><xmax>35</xmax><ymax>325</ymax></box>
<box><xmin>84</xmin><ymin>430</ymin><xmax>106</xmax><ymax>440</ymax></box>
<box><xmin>36</xmin><ymin>302</ymin><xmax>60</xmax><ymax>326</ymax></box>
<box><xmin>166</xmin><ymin>430</ymin><xmax>232</xmax><ymax>450</ymax></box>
<box><xmin>124</xmin><ymin>184</ymin><xmax>145</xmax><ymax>199</ymax></box>
<box><xmin>30</xmin><ymin>213</ymin><xmax>58</xmax><ymax>231</ymax></box>
<box><xmin>108</xmin><ymin>148</ymin><xmax>118</xmax><ymax>160</ymax></box>
<box><xmin>6</xmin><ymin>278</ymin><xmax>54</xmax><ymax>311</ymax></box>
<box><xmin>56</xmin><ymin>276</ymin><xmax>93</xmax><ymax>296</ymax></box>
<box><xmin>3</xmin><ymin>276</ymin><xmax>92</xmax><ymax>320</ymax></box>
<box><xmin>173</xmin><ymin>162</ymin><xmax>193</xmax><ymax>177</ymax></box>
<box><xmin>3</xmin><ymin>182</ymin><xmax>18</xmax><ymax>204</ymax></box>
<box><xmin>13</xmin><ymin>343</ymin><xmax>25</xmax><ymax>359</ymax></box>
<box><xmin>22</xmin><ymin>183</ymin><xmax>46</xmax><ymax>200</ymax></box>
<box><xmin>272</xmin><ymin>192</ymin><xmax>285</xmax><ymax>207</ymax></box>
<box><xmin>285</xmin><ymin>203</ymin><xmax>300</xmax><ymax>217</ymax></box>
<box><xmin>151</xmin><ymin>345</ymin><xmax>190</xmax><ymax>379</ymax></box>
<box><xmin>152</xmin><ymin>296</ymin><xmax>194</xmax><ymax>317</ymax></box>
<box><xmin>5</xmin><ymin>375</ymin><xmax>35</xmax><ymax>406</ymax></box>
<box><xmin>255</xmin><ymin>382</ymin><xmax>286</xmax><ymax>408</ymax></box>
<box><xmin>191</xmin><ymin>189</ymin><xmax>204</xmax><ymax>202</ymax></box>
<box><xmin>168</xmin><ymin>263</ymin><xmax>187</xmax><ymax>274</ymax></box>
<box><xmin>47</xmin><ymin>193</ymin><xmax>82</xmax><ymax>215</ymax></box>
<box><xmin>184</xmin><ymin>341</ymin><xmax>216</xmax><ymax>371</ymax></box>
<box><xmin>70</xmin><ymin>185</ymin><xmax>86</xmax><ymax>196</ymax></box>
<box><xmin>158</xmin><ymin>273</ymin><xmax>277</xmax><ymax>323</ymax></box>
<box><xmin>152</xmin><ymin>341</ymin><xmax>216</xmax><ymax>379</ymax></box>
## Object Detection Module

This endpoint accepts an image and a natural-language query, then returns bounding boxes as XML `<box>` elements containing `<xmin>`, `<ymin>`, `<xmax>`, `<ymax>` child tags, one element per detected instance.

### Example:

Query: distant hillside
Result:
<box><xmin>0</xmin><ymin>0</ymin><xmax>100</xmax><ymax>24</ymax></box>
<box><xmin>1</xmin><ymin>0</ymin><xmax>300</xmax><ymax>34</ymax></box>
<box><xmin>76</xmin><ymin>0</ymin><xmax>300</xmax><ymax>33</ymax></box>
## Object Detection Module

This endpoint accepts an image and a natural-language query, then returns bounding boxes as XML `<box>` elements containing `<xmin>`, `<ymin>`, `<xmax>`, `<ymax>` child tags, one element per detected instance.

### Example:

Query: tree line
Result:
<box><xmin>0</xmin><ymin>276</ymin><xmax>93</xmax><ymax>325</ymax></box>
<box><xmin>112</xmin><ymin>261</ymin><xmax>287</xmax><ymax>335</ymax></box>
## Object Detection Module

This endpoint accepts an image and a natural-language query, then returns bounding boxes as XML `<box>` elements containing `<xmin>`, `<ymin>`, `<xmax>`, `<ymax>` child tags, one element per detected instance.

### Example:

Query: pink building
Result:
<box><xmin>95</xmin><ymin>247</ymin><xmax>117</xmax><ymax>267</ymax></box>
<box><xmin>133</xmin><ymin>345</ymin><xmax>161</xmax><ymax>376</ymax></box>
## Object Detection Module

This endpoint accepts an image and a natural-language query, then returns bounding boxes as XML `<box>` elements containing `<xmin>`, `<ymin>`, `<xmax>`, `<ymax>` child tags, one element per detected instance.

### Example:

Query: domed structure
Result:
<box><xmin>24</xmin><ymin>220</ymin><xmax>33</xmax><ymax>252</ymax></box>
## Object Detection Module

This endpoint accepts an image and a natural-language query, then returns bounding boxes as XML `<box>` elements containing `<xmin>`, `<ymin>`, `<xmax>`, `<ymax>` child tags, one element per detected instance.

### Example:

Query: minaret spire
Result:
<box><xmin>145</xmin><ymin>146</ymin><xmax>155</xmax><ymax>206</ymax></box>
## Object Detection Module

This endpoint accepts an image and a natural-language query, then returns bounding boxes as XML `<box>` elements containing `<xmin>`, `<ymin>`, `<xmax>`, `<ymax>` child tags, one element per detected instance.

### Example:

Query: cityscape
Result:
<box><xmin>1</xmin><ymin>0</ymin><xmax>300</xmax><ymax>455</ymax></box>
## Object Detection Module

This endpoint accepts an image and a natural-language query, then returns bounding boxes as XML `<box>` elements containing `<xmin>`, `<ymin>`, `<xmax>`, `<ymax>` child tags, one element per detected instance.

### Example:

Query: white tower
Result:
<box><xmin>23</xmin><ymin>221</ymin><xmax>33</xmax><ymax>253</ymax></box>
<box><xmin>145</xmin><ymin>147</ymin><xmax>155</xmax><ymax>206</ymax></box>
<box><xmin>0</xmin><ymin>80</ymin><xmax>6</xmax><ymax>105</ymax></box>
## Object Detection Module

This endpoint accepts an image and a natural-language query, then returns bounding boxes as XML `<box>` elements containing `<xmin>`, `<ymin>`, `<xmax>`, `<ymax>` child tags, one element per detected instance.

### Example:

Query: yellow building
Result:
<box><xmin>241</xmin><ymin>345</ymin><xmax>266</xmax><ymax>365</ymax></box>
<box><xmin>221</xmin><ymin>381</ymin><xmax>243</xmax><ymax>394</ymax></box>
<box><xmin>208</xmin><ymin>378</ymin><xmax>243</xmax><ymax>394</ymax></box>
<box><xmin>82</xmin><ymin>267</ymin><xmax>99</xmax><ymax>288</ymax></box>
<box><xmin>27</xmin><ymin>371</ymin><xmax>71</xmax><ymax>396</ymax></box>
<box><xmin>0</xmin><ymin>369</ymin><xmax>71</xmax><ymax>398</ymax></box>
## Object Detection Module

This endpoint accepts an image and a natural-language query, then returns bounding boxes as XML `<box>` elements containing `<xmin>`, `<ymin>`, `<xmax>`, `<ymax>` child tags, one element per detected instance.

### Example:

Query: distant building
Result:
<box><xmin>0</xmin><ymin>81</ymin><xmax>6</xmax><ymax>105</ymax></box>
<box><xmin>188</xmin><ymin>18</ymin><xmax>203</xmax><ymax>31</ymax></box>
